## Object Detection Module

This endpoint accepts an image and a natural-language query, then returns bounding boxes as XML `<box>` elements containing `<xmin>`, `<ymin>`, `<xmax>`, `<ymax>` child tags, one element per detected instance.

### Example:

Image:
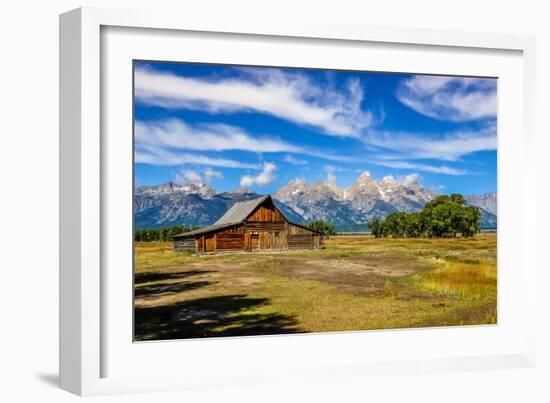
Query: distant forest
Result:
<box><xmin>134</xmin><ymin>225</ymin><xmax>198</xmax><ymax>242</ymax></box>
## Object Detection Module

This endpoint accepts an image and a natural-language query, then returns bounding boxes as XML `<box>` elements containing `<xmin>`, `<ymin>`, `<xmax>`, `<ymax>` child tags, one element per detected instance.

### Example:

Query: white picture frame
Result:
<box><xmin>59</xmin><ymin>6</ymin><xmax>537</xmax><ymax>396</ymax></box>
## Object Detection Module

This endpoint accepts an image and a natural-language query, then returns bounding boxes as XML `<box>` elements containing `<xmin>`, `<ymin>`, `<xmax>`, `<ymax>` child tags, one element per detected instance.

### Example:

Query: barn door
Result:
<box><xmin>250</xmin><ymin>233</ymin><xmax>259</xmax><ymax>252</ymax></box>
<box><xmin>205</xmin><ymin>234</ymin><xmax>215</xmax><ymax>252</ymax></box>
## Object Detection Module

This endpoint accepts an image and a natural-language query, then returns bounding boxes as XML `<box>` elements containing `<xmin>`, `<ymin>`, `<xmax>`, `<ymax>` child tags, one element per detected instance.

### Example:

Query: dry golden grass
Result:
<box><xmin>134</xmin><ymin>233</ymin><xmax>497</xmax><ymax>341</ymax></box>
<box><xmin>416</xmin><ymin>261</ymin><xmax>496</xmax><ymax>300</ymax></box>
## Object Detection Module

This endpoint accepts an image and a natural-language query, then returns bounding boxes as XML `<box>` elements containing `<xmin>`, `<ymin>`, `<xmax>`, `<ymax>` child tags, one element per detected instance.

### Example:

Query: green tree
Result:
<box><xmin>382</xmin><ymin>212</ymin><xmax>408</xmax><ymax>237</ymax></box>
<box><xmin>375</xmin><ymin>193</ymin><xmax>481</xmax><ymax>239</ymax></box>
<box><xmin>368</xmin><ymin>217</ymin><xmax>383</xmax><ymax>238</ymax></box>
<box><xmin>456</xmin><ymin>206</ymin><xmax>481</xmax><ymax>237</ymax></box>
<box><xmin>134</xmin><ymin>224</ymin><xmax>194</xmax><ymax>242</ymax></box>
<box><xmin>449</xmin><ymin>193</ymin><xmax>466</xmax><ymax>205</ymax></box>
<box><xmin>306</xmin><ymin>219</ymin><xmax>336</xmax><ymax>236</ymax></box>
<box><xmin>427</xmin><ymin>202</ymin><xmax>458</xmax><ymax>237</ymax></box>
<box><xmin>403</xmin><ymin>212</ymin><xmax>422</xmax><ymax>237</ymax></box>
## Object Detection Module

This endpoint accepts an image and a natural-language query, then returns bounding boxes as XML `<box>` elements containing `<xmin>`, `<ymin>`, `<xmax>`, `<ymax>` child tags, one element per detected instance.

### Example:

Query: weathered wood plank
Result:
<box><xmin>174</xmin><ymin>237</ymin><xmax>196</xmax><ymax>253</ymax></box>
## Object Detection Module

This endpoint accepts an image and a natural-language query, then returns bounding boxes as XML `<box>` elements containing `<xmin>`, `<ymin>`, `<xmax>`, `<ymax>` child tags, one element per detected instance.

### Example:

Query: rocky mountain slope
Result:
<box><xmin>134</xmin><ymin>172</ymin><xmax>497</xmax><ymax>231</ymax></box>
<box><xmin>465</xmin><ymin>192</ymin><xmax>497</xmax><ymax>215</ymax></box>
<box><xmin>465</xmin><ymin>192</ymin><xmax>497</xmax><ymax>229</ymax></box>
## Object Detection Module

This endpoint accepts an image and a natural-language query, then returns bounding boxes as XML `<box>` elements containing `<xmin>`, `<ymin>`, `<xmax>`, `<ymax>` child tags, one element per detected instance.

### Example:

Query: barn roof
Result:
<box><xmin>173</xmin><ymin>194</ymin><xmax>322</xmax><ymax>238</ymax></box>
<box><xmin>214</xmin><ymin>195</ymin><xmax>270</xmax><ymax>226</ymax></box>
<box><xmin>173</xmin><ymin>195</ymin><xmax>269</xmax><ymax>238</ymax></box>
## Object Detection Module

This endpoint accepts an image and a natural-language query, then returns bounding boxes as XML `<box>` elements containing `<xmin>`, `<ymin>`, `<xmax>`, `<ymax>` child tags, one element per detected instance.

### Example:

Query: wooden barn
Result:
<box><xmin>173</xmin><ymin>195</ymin><xmax>322</xmax><ymax>254</ymax></box>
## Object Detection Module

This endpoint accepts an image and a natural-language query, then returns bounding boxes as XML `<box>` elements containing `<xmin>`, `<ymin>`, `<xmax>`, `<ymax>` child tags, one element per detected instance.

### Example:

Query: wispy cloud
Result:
<box><xmin>136</xmin><ymin>118</ymin><xmax>363</xmax><ymax>165</ymax></box>
<box><xmin>374</xmin><ymin>160</ymin><xmax>467</xmax><ymax>176</ymax></box>
<box><xmin>240</xmin><ymin>162</ymin><xmax>277</xmax><ymax>188</ymax></box>
<box><xmin>283</xmin><ymin>155</ymin><xmax>307</xmax><ymax>165</ymax></box>
<box><xmin>136</xmin><ymin>119</ymin><xmax>301</xmax><ymax>154</ymax></box>
<box><xmin>364</xmin><ymin>125</ymin><xmax>496</xmax><ymax>162</ymax></box>
<box><xmin>135</xmin><ymin>67</ymin><xmax>373</xmax><ymax>137</ymax></box>
<box><xmin>135</xmin><ymin>145</ymin><xmax>259</xmax><ymax>169</ymax></box>
<box><xmin>397</xmin><ymin>75</ymin><xmax>497</xmax><ymax>121</ymax></box>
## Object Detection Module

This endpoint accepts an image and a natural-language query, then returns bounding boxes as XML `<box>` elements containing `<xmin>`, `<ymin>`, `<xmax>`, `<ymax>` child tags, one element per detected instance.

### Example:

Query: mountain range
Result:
<box><xmin>134</xmin><ymin>172</ymin><xmax>497</xmax><ymax>231</ymax></box>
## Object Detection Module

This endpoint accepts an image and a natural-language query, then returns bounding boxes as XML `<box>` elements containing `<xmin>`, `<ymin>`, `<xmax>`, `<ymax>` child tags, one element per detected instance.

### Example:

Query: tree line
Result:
<box><xmin>368</xmin><ymin>194</ymin><xmax>481</xmax><ymax>238</ymax></box>
<box><xmin>134</xmin><ymin>225</ymin><xmax>197</xmax><ymax>242</ymax></box>
<box><xmin>305</xmin><ymin>219</ymin><xmax>336</xmax><ymax>236</ymax></box>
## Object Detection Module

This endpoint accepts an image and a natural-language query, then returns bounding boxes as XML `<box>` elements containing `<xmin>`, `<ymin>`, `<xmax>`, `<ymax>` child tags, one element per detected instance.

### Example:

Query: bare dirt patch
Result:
<box><xmin>263</xmin><ymin>254</ymin><xmax>424</xmax><ymax>296</ymax></box>
<box><xmin>320</xmin><ymin>253</ymin><xmax>426</xmax><ymax>276</ymax></box>
<box><xmin>196</xmin><ymin>251</ymin><xmax>433</xmax><ymax>296</ymax></box>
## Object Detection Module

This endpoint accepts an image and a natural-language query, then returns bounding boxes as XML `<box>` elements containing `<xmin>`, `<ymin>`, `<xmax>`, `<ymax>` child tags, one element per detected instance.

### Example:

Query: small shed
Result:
<box><xmin>173</xmin><ymin>195</ymin><xmax>322</xmax><ymax>254</ymax></box>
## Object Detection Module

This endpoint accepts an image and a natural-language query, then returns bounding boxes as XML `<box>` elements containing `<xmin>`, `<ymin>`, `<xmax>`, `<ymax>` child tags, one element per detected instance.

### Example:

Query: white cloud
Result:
<box><xmin>240</xmin><ymin>162</ymin><xmax>277</xmax><ymax>188</ymax></box>
<box><xmin>374</xmin><ymin>160</ymin><xmax>467</xmax><ymax>176</ymax></box>
<box><xmin>397</xmin><ymin>75</ymin><xmax>497</xmax><ymax>121</ymax></box>
<box><xmin>136</xmin><ymin>119</ymin><xmax>301</xmax><ymax>154</ymax></box>
<box><xmin>135</xmin><ymin>67</ymin><xmax>373</xmax><ymax>137</ymax></box>
<box><xmin>364</xmin><ymin>125</ymin><xmax>496</xmax><ymax>161</ymax></box>
<box><xmin>383</xmin><ymin>173</ymin><xmax>422</xmax><ymax>185</ymax></box>
<box><xmin>135</xmin><ymin>145</ymin><xmax>258</xmax><ymax>169</ymax></box>
<box><xmin>175</xmin><ymin>169</ymin><xmax>202</xmax><ymax>184</ymax></box>
<box><xmin>204</xmin><ymin>168</ymin><xmax>223</xmax><ymax>181</ymax></box>
<box><xmin>402</xmin><ymin>173</ymin><xmax>421</xmax><ymax>186</ymax></box>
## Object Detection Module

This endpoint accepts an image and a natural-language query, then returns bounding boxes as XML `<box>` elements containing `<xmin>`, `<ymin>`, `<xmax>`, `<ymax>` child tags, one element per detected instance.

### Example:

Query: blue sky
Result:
<box><xmin>134</xmin><ymin>61</ymin><xmax>497</xmax><ymax>195</ymax></box>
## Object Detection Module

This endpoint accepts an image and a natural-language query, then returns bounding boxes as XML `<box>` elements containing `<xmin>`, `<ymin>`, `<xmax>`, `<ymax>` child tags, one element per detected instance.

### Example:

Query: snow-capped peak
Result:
<box><xmin>135</xmin><ymin>181</ymin><xmax>215</xmax><ymax>198</ymax></box>
<box><xmin>381</xmin><ymin>175</ymin><xmax>397</xmax><ymax>184</ymax></box>
<box><xmin>358</xmin><ymin>170</ymin><xmax>372</xmax><ymax>178</ymax></box>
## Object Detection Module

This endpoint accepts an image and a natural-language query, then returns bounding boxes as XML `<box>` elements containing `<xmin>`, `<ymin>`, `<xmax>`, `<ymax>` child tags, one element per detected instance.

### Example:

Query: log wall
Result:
<box><xmin>287</xmin><ymin>223</ymin><xmax>322</xmax><ymax>250</ymax></box>
<box><xmin>173</xmin><ymin>237</ymin><xmax>196</xmax><ymax>253</ymax></box>
<box><xmin>288</xmin><ymin>234</ymin><xmax>313</xmax><ymax>250</ymax></box>
<box><xmin>248</xmin><ymin>204</ymin><xmax>284</xmax><ymax>222</ymax></box>
<box><xmin>215</xmin><ymin>225</ymin><xmax>245</xmax><ymax>252</ymax></box>
<box><xmin>205</xmin><ymin>234</ymin><xmax>216</xmax><ymax>252</ymax></box>
<box><xmin>245</xmin><ymin>221</ymin><xmax>286</xmax><ymax>232</ymax></box>
<box><xmin>197</xmin><ymin>236</ymin><xmax>204</xmax><ymax>253</ymax></box>
<box><xmin>243</xmin><ymin>219</ymin><xmax>288</xmax><ymax>252</ymax></box>
<box><xmin>288</xmin><ymin>223</ymin><xmax>315</xmax><ymax>235</ymax></box>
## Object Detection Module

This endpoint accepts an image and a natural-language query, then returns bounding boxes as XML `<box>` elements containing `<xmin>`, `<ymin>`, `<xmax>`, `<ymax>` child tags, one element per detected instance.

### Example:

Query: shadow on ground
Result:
<box><xmin>134</xmin><ymin>269</ymin><xmax>216</xmax><ymax>285</ymax></box>
<box><xmin>134</xmin><ymin>294</ymin><xmax>300</xmax><ymax>341</ymax></box>
<box><xmin>134</xmin><ymin>280</ymin><xmax>213</xmax><ymax>300</ymax></box>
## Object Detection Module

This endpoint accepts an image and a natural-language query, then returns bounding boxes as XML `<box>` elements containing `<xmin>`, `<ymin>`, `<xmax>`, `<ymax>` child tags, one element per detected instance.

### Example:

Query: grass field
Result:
<box><xmin>134</xmin><ymin>233</ymin><xmax>497</xmax><ymax>341</ymax></box>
